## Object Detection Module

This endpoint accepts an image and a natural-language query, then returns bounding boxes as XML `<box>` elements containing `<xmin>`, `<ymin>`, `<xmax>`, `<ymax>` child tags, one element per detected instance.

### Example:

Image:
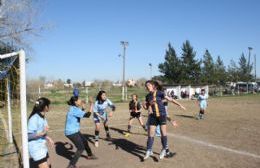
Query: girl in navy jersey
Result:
<box><xmin>143</xmin><ymin>80</ymin><xmax>186</xmax><ymax>160</ymax></box>
<box><xmin>127</xmin><ymin>94</ymin><xmax>146</xmax><ymax>133</ymax></box>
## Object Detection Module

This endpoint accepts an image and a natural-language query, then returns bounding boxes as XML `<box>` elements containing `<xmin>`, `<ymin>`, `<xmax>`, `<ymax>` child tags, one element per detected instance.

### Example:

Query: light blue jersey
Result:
<box><xmin>93</xmin><ymin>99</ymin><xmax>114</xmax><ymax>122</ymax></box>
<box><xmin>198</xmin><ymin>94</ymin><xmax>208</xmax><ymax>110</ymax></box>
<box><xmin>28</xmin><ymin>113</ymin><xmax>48</xmax><ymax>161</ymax></box>
<box><xmin>65</xmin><ymin>106</ymin><xmax>85</xmax><ymax>135</ymax></box>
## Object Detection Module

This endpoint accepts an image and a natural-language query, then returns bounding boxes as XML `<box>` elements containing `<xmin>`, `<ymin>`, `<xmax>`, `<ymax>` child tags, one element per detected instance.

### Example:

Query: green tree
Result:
<box><xmin>215</xmin><ymin>56</ymin><xmax>227</xmax><ymax>85</ymax></box>
<box><xmin>238</xmin><ymin>53</ymin><xmax>253</xmax><ymax>81</ymax></box>
<box><xmin>201</xmin><ymin>49</ymin><xmax>215</xmax><ymax>84</ymax></box>
<box><xmin>158</xmin><ymin>43</ymin><xmax>181</xmax><ymax>84</ymax></box>
<box><xmin>227</xmin><ymin>59</ymin><xmax>239</xmax><ymax>82</ymax></box>
<box><xmin>180</xmin><ymin>40</ymin><xmax>201</xmax><ymax>84</ymax></box>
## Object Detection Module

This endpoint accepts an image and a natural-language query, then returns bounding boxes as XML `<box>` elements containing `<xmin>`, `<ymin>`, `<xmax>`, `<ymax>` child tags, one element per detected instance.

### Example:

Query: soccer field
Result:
<box><xmin>41</xmin><ymin>94</ymin><xmax>260</xmax><ymax>168</ymax></box>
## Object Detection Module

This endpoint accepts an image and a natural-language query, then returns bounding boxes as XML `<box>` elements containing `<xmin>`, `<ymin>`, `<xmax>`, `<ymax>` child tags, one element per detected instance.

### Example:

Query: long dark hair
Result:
<box><xmin>29</xmin><ymin>97</ymin><xmax>51</xmax><ymax>119</ymax></box>
<box><xmin>96</xmin><ymin>90</ymin><xmax>106</xmax><ymax>104</ymax></box>
<box><xmin>67</xmin><ymin>96</ymin><xmax>79</xmax><ymax>106</ymax></box>
<box><xmin>145</xmin><ymin>80</ymin><xmax>163</xmax><ymax>91</ymax></box>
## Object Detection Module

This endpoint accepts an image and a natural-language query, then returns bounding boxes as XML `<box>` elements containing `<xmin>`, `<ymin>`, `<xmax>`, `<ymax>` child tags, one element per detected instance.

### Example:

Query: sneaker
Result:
<box><xmin>94</xmin><ymin>141</ymin><xmax>99</xmax><ymax>147</ymax></box>
<box><xmin>165</xmin><ymin>150</ymin><xmax>176</xmax><ymax>158</ymax></box>
<box><xmin>159</xmin><ymin>149</ymin><xmax>166</xmax><ymax>159</ymax></box>
<box><xmin>196</xmin><ymin>114</ymin><xmax>201</xmax><ymax>120</ymax></box>
<box><xmin>106</xmin><ymin>133</ymin><xmax>111</xmax><ymax>140</ymax></box>
<box><xmin>143</xmin><ymin>150</ymin><xmax>153</xmax><ymax>160</ymax></box>
<box><xmin>87</xmin><ymin>154</ymin><xmax>98</xmax><ymax>160</ymax></box>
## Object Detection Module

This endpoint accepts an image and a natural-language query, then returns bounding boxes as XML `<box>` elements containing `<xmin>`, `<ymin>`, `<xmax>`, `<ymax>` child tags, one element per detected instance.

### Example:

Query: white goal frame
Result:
<box><xmin>0</xmin><ymin>50</ymin><xmax>29</xmax><ymax>168</ymax></box>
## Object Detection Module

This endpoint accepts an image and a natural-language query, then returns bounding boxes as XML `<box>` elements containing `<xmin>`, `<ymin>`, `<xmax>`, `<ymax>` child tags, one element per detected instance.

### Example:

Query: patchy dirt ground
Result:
<box><xmin>1</xmin><ymin>95</ymin><xmax>260</xmax><ymax>168</ymax></box>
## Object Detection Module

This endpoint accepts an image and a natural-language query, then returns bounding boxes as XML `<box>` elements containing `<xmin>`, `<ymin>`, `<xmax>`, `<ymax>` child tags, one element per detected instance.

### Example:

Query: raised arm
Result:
<box><xmin>165</xmin><ymin>96</ymin><xmax>186</xmax><ymax>111</ymax></box>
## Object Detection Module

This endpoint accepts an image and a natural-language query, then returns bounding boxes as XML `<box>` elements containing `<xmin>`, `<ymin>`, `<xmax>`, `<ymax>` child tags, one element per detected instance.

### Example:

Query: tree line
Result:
<box><xmin>157</xmin><ymin>40</ymin><xmax>254</xmax><ymax>85</ymax></box>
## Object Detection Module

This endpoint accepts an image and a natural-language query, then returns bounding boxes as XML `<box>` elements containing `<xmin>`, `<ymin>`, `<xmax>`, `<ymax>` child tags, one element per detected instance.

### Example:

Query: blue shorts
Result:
<box><xmin>200</xmin><ymin>102</ymin><xmax>207</xmax><ymax>110</ymax></box>
<box><xmin>93</xmin><ymin>112</ymin><xmax>108</xmax><ymax>123</ymax></box>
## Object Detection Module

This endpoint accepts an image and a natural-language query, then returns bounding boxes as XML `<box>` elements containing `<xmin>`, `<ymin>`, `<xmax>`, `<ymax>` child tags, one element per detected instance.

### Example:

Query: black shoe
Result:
<box><xmin>165</xmin><ymin>151</ymin><xmax>176</xmax><ymax>158</ymax></box>
<box><xmin>87</xmin><ymin>154</ymin><xmax>98</xmax><ymax>160</ymax></box>
<box><xmin>106</xmin><ymin>133</ymin><xmax>111</xmax><ymax>140</ymax></box>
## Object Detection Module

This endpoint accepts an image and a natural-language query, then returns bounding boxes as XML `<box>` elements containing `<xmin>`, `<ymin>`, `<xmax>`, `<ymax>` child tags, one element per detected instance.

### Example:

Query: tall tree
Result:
<box><xmin>158</xmin><ymin>43</ymin><xmax>181</xmax><ymax>84</ymax></box>
<box><xmin>238</xmin><ymin>53</ymin><xmax>253</xmax><ymax>81</ymax></box>
<box><xmin>0</xmin><ymin>0</ymin><xmax>45</xmax><ymax>48</ymax></box>
<box><xmin>180</xmin><ymin>40</ymin><xmax>201</xmax><ymax>84</ymax></box>
<box><xmin>202</xmin><ymin>49</ymin><xmax>215</xmax><ymax>84</ymax></box>
<box><xmin>227</xmin><ymin>59</ymin><xmax>239</xmax><ymax>82</ymax></box>
<box><xmin>215</xmin><ymin>56</ymin><xmax>227</xmax><ymax>85</ymax></box>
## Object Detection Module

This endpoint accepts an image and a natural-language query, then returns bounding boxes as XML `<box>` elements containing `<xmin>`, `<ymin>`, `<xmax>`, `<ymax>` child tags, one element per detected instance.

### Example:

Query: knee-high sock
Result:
<box><xmin>95</xmin><ymin>130</ymin><xmax>99</xmax><ymax>141</ymax></box>
<box><xmin>147</xmin><ymin>137</ymin><xmax>154</xmax><ymax>151</ymax></box>
<box><xmin>161</xmin><ymin>136</ymin><xmax>168</xmax><ymax>149</ymax></box>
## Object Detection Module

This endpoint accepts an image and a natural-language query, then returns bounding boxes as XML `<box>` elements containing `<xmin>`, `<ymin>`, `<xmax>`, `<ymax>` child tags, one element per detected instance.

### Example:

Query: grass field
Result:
<box><xmin>1</xmin><ymin>94</ymin><xmax>260</xmax><ymax>168</ymax></box>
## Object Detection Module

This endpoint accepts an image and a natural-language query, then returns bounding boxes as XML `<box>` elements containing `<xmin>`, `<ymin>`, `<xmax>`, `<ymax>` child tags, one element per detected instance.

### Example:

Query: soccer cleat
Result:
<box><xmin>159</xmin><ymin>149</ymin><xmax>166</xmax><ymax>159</ymax></box>
<box><xmin>106</xmin><ymin>133</ymin><xmax>112</xmax><ymax>140</ymax></box>
<box><xmin>143</xmin><ymin>150</ymin><xmax>153</xmax><ymax>160</ymax></box>
<box><xmin>165</xmin><ymin>151</ymin><xmax>176</xmax><ymax>158</ymax></box>
<box><xmin>87</xmin><ymin>154</ymin><xmax>98</xmax><ymax>160</ymax></box>
<box><xmin>94</xmin><ymin>141</ymin><xmax>99</xmax><ymax>147</ymax></box>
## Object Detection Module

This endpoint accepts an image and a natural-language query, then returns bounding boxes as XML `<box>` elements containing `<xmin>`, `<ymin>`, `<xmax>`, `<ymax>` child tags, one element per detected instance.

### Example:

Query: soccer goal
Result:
<box><xmin>0</xmin><ymin>50</ymin><xmax>29</xmax><ymax>168</ymax></box>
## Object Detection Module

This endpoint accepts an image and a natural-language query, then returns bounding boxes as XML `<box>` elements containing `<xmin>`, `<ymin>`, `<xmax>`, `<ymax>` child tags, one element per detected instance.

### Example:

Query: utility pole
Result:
<box><xmin>247</xmin><ymin>47</ymin><xmax>253</xmax><ymax>93</ymax></box>
<box><xmin>120</xmin><ymin>41</ymin><xmax>128</xmax><ymax>101</ymax></box>
<box><xmin>255</xmin><ymin>54</ymin><xmax>257</xmax><ymax>82</ymax></box>
<box><xmin>149</xmin><ymin>63</ymin><xmax>152</xmax><ymax>79</ymax></box>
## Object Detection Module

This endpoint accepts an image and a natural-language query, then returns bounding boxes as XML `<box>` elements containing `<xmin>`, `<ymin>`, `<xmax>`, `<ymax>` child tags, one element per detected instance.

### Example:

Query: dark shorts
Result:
<box><xmin>130</xmin><ymin>112</ymin><xmax>141</xmax><ymax>118</ymax></box>
<box><xmin>148</xmin><ymin>114</ymin><xmax>167</xmax><ymax>126</ymax></box>
<box><xmin>30</xmin><ymin>153</ymin><xmax>49</xmax><ymax>168</ymax></box>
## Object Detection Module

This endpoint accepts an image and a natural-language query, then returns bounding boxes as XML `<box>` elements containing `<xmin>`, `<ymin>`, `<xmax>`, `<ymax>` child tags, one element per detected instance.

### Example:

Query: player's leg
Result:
<box><xmin>94</xmin><ymin>122</ymin><xmax>101</xmax><ymax>147</ymax></box>
<box><xmin>103</xmin><ymin>119</ymin><xmax>111</xmax><ymax>140</ymax></box>
<box><xmin>128</xmin><ymin>116</ymin><xmax>134</xmax><ymax>133</ymax></box>
<box><xmin>159</xmin><ymin>116</ymin><xmax>168</xmax><ymax>159</ymax></box>
<box><xmin>66</xmin><ymin>133</ymin><xmax>85</xmax><ymax>167</ymax></box>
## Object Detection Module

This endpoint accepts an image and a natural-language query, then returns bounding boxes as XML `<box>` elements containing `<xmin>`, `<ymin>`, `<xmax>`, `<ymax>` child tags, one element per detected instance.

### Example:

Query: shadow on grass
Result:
<box><xmin>108</xmin><ymin>127</ymin><xmax>158</xmax><ymax>162</ymax></box>
<box><xmin>174</xmin><ymin>114</ymin><xmax>196</xmax><ymax>119</ymax></box>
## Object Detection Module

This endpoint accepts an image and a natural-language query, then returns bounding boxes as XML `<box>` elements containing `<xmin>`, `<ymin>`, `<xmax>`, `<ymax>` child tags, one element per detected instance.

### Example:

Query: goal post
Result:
<box><xmin>0</xmin><ymin>50</ymin><xmax>29</xmax><ymax>168</ymax></box>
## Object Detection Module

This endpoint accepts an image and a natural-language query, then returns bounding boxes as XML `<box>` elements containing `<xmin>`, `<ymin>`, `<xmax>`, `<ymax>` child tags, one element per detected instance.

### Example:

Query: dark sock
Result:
<box><xmin>128</xmin><ymin>125</ymin><xmax>131</xmax><ymax>132</ymax></box>
<box><xmin>161</xmin><ymin>136</ymin><xmax>168</xmax><ymax>149</ymax></box>
<box><xmin>95</xmin><ymin>130</ymin><xmax>99</xmax><ymax>141</ymax></box>
<box><xmin>147</xmin><ymin>137</ymin><xmax>154</xmax><ymax>151</ymax></box>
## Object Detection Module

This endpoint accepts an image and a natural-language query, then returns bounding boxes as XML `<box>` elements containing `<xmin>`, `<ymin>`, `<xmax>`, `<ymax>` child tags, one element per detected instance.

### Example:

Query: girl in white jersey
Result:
<box><xmin>93</xmin><ymin>90</ymin><xmax>116</xmax><ymax>147</ymax></box>
<box><xmin>197</xmin><ymin>89</ymin><xmax>208</xmax><ymax>120</ymax></box>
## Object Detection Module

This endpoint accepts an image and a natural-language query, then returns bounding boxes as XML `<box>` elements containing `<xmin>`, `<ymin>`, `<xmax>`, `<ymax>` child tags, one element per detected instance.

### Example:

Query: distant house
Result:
<box><xmin>113</xmin><ymin>81</ymin><xmax>122</xmax><ymax>87</ymax></box>
<box><xmin>44</xmin><ymin>82</ymin><xmax>54</xmax><ymax>89</ymax></box>
<box><xmin>126</xmin><ymin>79</ymin><xmax>136</xmax><ymax>87</ymax></box>
<box><xmin>64</xmin><ymin>83</ymin><xmax>73</xmax><ymax>88</ymax></box>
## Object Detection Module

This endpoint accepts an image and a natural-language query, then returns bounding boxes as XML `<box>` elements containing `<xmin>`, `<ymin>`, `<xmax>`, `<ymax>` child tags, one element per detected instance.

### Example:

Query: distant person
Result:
<box><xmin>93</xmin><ymin>90</ymin><xmax>116</xmax><ymax>147</ymax></box>
<box><xmin>28</xmin><ymin>97</ymin><xmax>54</xmax><ymax>168</ymax></box>
<box><xmin>73</xmin><ymin>87</ymin><xmax>79</xmax><ymax>97</ymax></box>
<box><xmin>127</xmin><ymin>94</ymin><xmax>146</xmax><ymax>134</ymax></box>
<box><xmin>65</xmin><ymin>96</ymin><xmax>97</xmax><ymax>168</ymax></box>
<box><xmin>197</xmin><ymin>89</ymin><xmax>208</xmax><ymax>120</ymax></box>
<box><xmin>143</xmin><ymin>80</ymin><xmax>186</xmax><ymax>160</ymax></box>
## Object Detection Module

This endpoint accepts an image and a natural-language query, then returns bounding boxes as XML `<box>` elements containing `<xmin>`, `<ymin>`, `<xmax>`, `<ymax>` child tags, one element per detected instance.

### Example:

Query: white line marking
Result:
<box><xmin>167</xmin><ymin>133</ymin><xmax>260</xmax><ymax>159</ymax></box>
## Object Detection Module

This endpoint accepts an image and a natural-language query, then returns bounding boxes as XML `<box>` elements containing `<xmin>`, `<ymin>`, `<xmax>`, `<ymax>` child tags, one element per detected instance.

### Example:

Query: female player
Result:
<box><xmin>93</xmin><ymin>90</ymin><xmax>116</xmax><ymax>147</ymax></box>
<box><xmin>28</xmin><ymin>97</ymin><xmax>54</xmax><ymax>168</ymax></box>
<box><xmin>143</xmin><ymin>80</ymin><xmax>186</xmax><ymax>160</ymax></box>
<box><xmin>127</xmin><ymin>94</ymin><xmax>146</xmax><ymax>133</ymax></box>
<box><xmin>197</xmin><ymin>88</ymin><xmax>208</xmax><ymax>120</ymax></box>
<box><xmin>65</xmin><ymin>96</ymin><xmax>97</xmax><ymax>168</ymax></box>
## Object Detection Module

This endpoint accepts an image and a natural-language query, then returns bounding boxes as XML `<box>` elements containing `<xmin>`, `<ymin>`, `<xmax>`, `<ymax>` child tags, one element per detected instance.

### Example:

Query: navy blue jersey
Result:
<box><xmin>146</xmin><ymin>91</ymin><xmax>166</xmax><ymax>116</ymax></box>
<box><xmin>129</xmin><ymin>100</ymin><xmax>141</xmax><ymax>112</ymax></box>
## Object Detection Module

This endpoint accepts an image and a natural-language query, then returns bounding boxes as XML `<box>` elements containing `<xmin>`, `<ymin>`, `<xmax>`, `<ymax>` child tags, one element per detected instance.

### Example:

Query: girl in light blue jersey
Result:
<box><xmin>65</xmin><ymin>96</ymin><xmax>97</xmax><ymax>168</ymax></box>
<box><xmin>197</xmin><ymin>89</ymin><xmax>208</xmax><ymax>120</ymax></box>
<box><xmin>93</xmin><ymin>90</ymin><xmax>116</xmax><ymax>147</ymax></box>
<box><xmin>28</xmin><ymin>97</ymin><xmax>54</xmax><ymax>168</ymax></box>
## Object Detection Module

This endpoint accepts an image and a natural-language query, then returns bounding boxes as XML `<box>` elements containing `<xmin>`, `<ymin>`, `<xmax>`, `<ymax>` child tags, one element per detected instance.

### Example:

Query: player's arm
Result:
<box><xmin>165</xmin><ymin>95</ymin><xmax>186</xmax><ymax>110</ymax></box>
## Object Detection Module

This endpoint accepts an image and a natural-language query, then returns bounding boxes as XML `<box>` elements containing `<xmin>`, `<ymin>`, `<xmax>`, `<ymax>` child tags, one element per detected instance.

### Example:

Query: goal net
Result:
<box><xmin>0</xmin><ymin>50</ymin><xmax>29</xmax><ymax>168</ymax></box>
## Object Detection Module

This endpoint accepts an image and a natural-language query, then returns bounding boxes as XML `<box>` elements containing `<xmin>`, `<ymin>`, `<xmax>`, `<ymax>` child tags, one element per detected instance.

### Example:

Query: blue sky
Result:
<box><xmin>27</xmin><ymin>0</ymin><xmax>260</xmax><ymax>82</ymax></box>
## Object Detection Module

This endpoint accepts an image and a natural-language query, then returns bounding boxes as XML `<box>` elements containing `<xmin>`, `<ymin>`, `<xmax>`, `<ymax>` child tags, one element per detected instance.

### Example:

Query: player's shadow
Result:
<box><xmin>110</xmin><ymin>127</ymin><xmax>147</xmax><ymax>136</ymax></box>
<box><xmin>174</xmin><ymin>114</ymin><xmax>196</xmax><ymax>119</ymax></box>
<box><xmin>108</xmin><ymin>127</ymin><xmax>158</xmax><ymax>162</ymax></box>
<box><xmin>55</xmin><ymin>141</ymin><xmax>88</xmax><ymax>161</ymax></box>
